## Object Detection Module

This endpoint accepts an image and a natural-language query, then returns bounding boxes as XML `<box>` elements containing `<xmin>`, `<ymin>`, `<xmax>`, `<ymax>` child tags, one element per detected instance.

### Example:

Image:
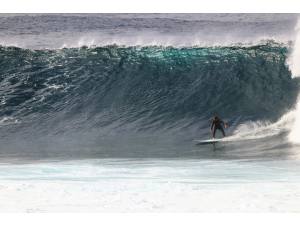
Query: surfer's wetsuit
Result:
<box><xmin>211</xmin><ymin>117</ymin><xmax>225</xmax><ymax>138</ymax></box>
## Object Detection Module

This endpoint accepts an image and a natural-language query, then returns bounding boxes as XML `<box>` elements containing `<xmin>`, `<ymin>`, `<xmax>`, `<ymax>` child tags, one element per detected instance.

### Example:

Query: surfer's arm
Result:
<box><xmin>220</xmin><ymin>120</ymin><xmax>228</xmax><ymax>128</ymax></box>
<box><xmin>223</xmin><ymin>121</ymin><xmax>229</xmax><ymax>128</ymax></box>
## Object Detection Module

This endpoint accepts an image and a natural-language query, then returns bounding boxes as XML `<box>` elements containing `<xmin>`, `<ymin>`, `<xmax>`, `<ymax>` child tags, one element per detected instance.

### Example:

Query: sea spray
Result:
<box><xmin>288</xmin><ymin>18</ymin><xmax>300</xmax><ymax>144</ymax></box>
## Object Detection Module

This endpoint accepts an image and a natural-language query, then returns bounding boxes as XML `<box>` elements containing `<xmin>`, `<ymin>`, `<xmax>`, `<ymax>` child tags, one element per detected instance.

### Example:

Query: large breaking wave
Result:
<box><xmin>0</xmin><ymin>41</ymin><xmax>298</xmax><ymax>135</ymax></box>
<box><xmin>0</xmin><ymin>40</ymin><xmax>298</xmax><ymax>159</ymax></box>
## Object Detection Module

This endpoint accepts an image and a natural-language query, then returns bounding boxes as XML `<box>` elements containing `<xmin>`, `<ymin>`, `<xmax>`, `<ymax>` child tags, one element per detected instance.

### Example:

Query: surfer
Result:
<box><xmin>210</xmin><ymin>115</ymin><xmax>228</xmax><ymax>138</ymax></box>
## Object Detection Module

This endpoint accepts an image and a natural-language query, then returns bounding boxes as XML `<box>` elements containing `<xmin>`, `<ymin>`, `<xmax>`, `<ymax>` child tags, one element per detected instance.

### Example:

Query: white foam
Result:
<box><xmin>0</xmin><ymin>33</ymin><xmax>293</xmax><ymax>50</ymax></box>
<box><xmin>288</xmin><ymin>19</ymin><xmax>300</xmax><ymax>78</ymax></box>
<box><xmin>287</xmin><ymin>18</ymin><xmax>300</xmax><ymax>144</ymax></box>
<box><xmin>227</xmin><ymin>110</ymin><xmax>294</xmax><ymax>142</ymax></box>
<box><xmin>0</xmin><ymin>159</ymin><xmax>299</xmax><ymax>212</ymax></box>
<box><xmin>0</xmin><ymin>116</ymin><xmax>19</xmax><ymax>126</ymax></box>
<box><xmin>225</xmin><ymin>17</ymin><xmax>300</xmax><ymax>145</ymax></box>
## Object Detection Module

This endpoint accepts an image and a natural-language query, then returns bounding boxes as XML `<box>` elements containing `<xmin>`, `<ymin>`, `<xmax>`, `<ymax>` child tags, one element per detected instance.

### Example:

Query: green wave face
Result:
<box><xmin>0</xmin><ymin>42</ymin><xmax>298</xmax><ymax>133</ymax></box>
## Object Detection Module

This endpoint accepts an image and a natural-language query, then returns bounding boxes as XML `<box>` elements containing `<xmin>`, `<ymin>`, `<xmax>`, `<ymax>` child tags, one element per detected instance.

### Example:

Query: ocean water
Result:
<box><xmin>0</xmin><ymin>13</ymin><xmax>300</xmax><ymax>212</ymax></box>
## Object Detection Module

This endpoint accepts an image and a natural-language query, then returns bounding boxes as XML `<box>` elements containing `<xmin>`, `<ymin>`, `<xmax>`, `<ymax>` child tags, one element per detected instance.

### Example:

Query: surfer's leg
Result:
<box><xmin>220</xmin><ymin>127</ymin><xmax>226</xmax><ymax>137</ymax></box>
<box><xmin>212</xmin><ymin>126</ymin><xmax>216</xmax><ymax>138</ymax></box>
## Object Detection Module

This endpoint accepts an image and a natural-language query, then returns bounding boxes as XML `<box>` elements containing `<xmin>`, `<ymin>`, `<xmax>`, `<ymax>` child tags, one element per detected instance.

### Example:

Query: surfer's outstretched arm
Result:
<box><xmin>220</xmin><ymin>120</ymin><xmax>229</xmax><ymax>128</ymax></box>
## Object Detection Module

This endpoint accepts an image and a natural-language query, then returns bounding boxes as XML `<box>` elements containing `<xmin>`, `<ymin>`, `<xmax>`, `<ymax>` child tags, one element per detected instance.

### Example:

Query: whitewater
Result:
<box><xmin>0</xmin><ymin>14</ymin><xmax>300</xmax><ymax>212</ymax></box>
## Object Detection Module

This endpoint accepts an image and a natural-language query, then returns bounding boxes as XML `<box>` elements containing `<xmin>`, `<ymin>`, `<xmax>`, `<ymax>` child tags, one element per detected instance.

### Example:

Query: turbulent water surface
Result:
<box><xmin>0</xmin><ymin>14</ymin><xmax>300</xmax><ymax>212</ymax></box>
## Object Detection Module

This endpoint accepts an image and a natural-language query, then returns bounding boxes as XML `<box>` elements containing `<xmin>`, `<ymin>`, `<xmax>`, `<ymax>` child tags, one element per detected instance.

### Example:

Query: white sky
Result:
<box><xmin>0</xmin><ymin>0</ymin><xmax>300</xmax><ymax>13</ymax></box>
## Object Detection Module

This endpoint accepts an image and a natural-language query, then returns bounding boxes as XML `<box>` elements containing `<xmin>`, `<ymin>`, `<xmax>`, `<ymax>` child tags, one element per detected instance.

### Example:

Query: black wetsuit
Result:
<box><xmin>211</xmin><ymin>117</ymin><xmax>225</xmax><ymax>138</ymax></box>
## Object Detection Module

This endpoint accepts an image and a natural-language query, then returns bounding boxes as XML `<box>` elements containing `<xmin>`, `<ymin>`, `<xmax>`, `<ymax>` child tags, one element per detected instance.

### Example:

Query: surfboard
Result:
<box><xmin>194</xmin><ymin>138</ymin><xmax>225</xmax><ymax>145</ymax></box>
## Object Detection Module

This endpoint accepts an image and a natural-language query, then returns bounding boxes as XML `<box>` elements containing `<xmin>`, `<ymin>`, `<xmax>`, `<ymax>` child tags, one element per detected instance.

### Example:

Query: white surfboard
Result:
<box><xmin>194</xmin><ymin>138</ymin><xmax>228</xmax><ymax>145</ymax></box>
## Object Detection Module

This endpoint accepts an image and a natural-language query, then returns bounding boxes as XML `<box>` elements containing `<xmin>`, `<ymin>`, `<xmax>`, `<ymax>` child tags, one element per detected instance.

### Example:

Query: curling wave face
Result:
<box><xmin>0</xmin><ymin>41</ymin><xmax>298</xmax><ymax>159</ymax></box>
